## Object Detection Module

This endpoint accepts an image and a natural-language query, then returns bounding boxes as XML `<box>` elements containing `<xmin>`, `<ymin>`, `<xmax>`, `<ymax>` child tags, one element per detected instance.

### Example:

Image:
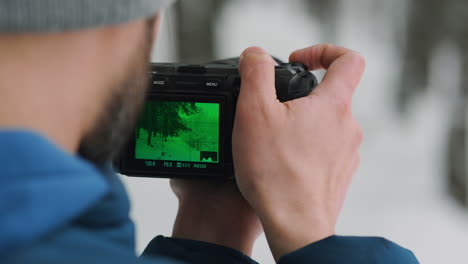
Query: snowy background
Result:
<box><xmin>121</xmin><ymin>0</ymin><xmax>468</xmax><ymax>263</ymax></box>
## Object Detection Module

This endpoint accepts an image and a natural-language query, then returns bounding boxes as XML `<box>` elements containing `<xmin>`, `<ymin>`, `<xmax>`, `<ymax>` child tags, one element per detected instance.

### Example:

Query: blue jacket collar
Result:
<box><xmin>0</xmin><ymin>130</ymin><xmax>110</xmax><ymax>252</ymax></box>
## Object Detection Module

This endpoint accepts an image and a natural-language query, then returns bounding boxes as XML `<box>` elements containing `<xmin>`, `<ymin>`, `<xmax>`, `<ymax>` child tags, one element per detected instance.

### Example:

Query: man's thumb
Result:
<box><xmin>238</xmin><ymin>47</ymin><xmax>277</xmax><ymax>103</ymax></box>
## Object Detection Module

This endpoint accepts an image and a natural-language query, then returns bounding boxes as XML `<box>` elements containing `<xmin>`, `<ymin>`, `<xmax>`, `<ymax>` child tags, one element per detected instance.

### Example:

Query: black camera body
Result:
<box><xmin>115</xmin><ymin>58</ymin><xmax>318</xmax><ymax>179</ymax></box>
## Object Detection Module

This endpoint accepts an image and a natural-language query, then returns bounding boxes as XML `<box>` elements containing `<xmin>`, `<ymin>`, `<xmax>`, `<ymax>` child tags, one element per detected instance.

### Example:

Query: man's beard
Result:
<box><xmin>78</xmin><ymin>21</ymin><xmax>154</xmax><ymax>165</ymax></box>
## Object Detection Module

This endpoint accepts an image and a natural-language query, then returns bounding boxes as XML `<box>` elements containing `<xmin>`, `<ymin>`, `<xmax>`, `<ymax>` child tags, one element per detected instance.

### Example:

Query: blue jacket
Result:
<box><xmin>0</xmin><ymin>131</ymin><xmax>419</xmax><ymax>263</ymax></box>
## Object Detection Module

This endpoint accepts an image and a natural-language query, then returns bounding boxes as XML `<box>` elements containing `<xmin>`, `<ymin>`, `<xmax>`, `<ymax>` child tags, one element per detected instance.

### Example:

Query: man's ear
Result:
<box><xmin>152</xmin><ymin>12</ymin><xmax>163</xmax><ymax>41</ymax></box>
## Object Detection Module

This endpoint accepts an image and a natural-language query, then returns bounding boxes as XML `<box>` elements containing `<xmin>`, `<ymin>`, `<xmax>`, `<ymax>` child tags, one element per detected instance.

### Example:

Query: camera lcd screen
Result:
<box><xmin>134</xmin><ymin>101</ymin><xmax>220</xmax><ymax>167</ymax></box>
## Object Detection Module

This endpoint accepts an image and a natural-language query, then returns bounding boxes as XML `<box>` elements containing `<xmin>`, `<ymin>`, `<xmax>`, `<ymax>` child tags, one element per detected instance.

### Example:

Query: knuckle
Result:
<box><xmin>355</xmin><ymin>126</ymin><xmax>364</xmax><ymax>145</ymax></box>
<box><xmin>333</xmin><ymin>95</ymin><xmax>352</xmax><ymax>115</ymax></box>
<box><xmin>322</xmin><ymin>82</ymin><xmax>352</xmax><ymax>115</ymax></box>
<box><xmin>348</xmin><ymin>51</ymin><xmax>366</xmax><ymax>69</ymax></box>
<box><xmin>354</xmin><ymin>153</ymin><xmax>361</xmax><ymax>170</ymax></box>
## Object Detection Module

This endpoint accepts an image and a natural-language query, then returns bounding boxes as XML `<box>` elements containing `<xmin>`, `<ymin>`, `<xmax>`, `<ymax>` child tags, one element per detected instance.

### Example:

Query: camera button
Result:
<box><xmin>178</xmin><ymin>65</ymin><xmax>207</xmax><ymax>73</ymax></box>
<box><xmin>204</xmin><ymin>79</ymin><xmax>222</xmax><ymax>89</ymax></box>
<box><xmin>153</xmin><ymin>77</ymin><xmax>168</xmax><ymax>88</ymax></box>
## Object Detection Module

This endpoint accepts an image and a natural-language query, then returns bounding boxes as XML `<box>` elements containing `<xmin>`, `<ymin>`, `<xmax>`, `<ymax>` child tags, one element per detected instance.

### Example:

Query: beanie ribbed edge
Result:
<box><xmin>0</xmin><ymin>0</ymin><xmax>175</xmax><ymax>33</ymax></box>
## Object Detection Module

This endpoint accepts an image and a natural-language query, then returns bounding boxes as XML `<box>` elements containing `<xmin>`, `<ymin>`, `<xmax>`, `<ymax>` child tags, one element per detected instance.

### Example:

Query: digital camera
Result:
<box><xmin>115</xmin><ymin>57</ymin><xmax>318</xmax><ymax>179</ymax></box>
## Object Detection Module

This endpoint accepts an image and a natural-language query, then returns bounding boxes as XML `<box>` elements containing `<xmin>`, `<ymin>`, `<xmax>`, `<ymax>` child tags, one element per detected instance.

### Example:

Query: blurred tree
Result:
<box><xmin>137</xmin><ymin>102</ymin><xmax>198</xmax><ymax>147</ymax></box>
<box><xmin>173</xmin><ymin>0</ymin><xmax>344</xmax><ymax>61</ymax></box>
<box><xmin>174</xmin><ymin>0</ymin><xmax>226</xmax><ymax>63</ymax></box>
<box><xmin>303</xmin><ymin>0</ymin><xmax>340</xmax><ymax>42</ymax></box>
<box><xmin>397</xmin><ymin>0</ymin><xmax>444</xmax><ymax>113</ymax></box>
<box><xmin>397</xmin><ymin>0</ymin><xmax>468</xmax><ymax>206</ymax></box>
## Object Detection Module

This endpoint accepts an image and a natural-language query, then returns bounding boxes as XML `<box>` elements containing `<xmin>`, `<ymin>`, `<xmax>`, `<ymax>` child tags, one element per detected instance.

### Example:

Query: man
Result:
<box><xmin>0</xmin><ymin>0</ymin><xmax>419</xmax><ymax>263</ymax></box>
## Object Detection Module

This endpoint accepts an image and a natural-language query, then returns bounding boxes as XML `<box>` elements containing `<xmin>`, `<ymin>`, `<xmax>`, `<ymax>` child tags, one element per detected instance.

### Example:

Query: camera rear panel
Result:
<box><xmin>115</xmin><ymin>60</ymin><xmax>317</xmax><ymax>179</ymax></box>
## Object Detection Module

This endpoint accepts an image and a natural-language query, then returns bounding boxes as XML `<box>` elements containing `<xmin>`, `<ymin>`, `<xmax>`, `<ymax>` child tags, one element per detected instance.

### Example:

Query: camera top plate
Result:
<box><xmin>150</xmin><ymin>57</ymin><xmax>318</xmax><ymax>102</ymax></box>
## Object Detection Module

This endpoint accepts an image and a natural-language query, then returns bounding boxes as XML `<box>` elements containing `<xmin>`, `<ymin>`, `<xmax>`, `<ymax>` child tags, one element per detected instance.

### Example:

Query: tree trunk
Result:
<box><xmin>147</xmin><ymin>131</ymin><xmax>152</xmax><ymax>147</ymax></box>
<box><xmin>174</xmin><ymin>0</ymin><xmax>226</xmax><ymax>63</ymax></box>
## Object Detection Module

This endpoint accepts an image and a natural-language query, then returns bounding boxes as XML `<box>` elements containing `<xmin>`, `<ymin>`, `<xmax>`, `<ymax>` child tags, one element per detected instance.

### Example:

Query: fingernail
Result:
<box><xmin>240</xmin><ymin>47</ymin><xmax>267</xmax><ymax>61</ymax></box>
<box><xmin>244</xmin><ymin>46</ymin><xmax>266</xmax><ymax>55</ymax></box>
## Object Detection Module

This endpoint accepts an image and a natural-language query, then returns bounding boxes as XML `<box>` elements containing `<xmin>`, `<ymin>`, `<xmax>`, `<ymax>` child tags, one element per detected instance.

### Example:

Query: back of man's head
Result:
<box><xmin>0</xmin><ymin>0</ymin><xmax>174</xmax><ymax>164</ymax></box>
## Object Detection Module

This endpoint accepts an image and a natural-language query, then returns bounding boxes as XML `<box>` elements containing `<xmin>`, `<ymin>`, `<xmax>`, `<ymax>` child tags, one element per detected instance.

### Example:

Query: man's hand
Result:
<box><xmin>233</xmin><ymin>45</ymin><xmax>365</xmax><ymax>261</ymax></box>
<box><xmin>170</xmin><ymin>179</ymin><xmax>263</xmax><ymax>256</ymax></box>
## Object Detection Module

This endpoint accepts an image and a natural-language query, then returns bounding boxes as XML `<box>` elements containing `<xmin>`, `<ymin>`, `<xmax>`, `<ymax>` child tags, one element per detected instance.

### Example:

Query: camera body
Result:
<box><xmin>115</xmin><ymin>58</ymin><xmax>318</xmax><ymax>179</ymax></box>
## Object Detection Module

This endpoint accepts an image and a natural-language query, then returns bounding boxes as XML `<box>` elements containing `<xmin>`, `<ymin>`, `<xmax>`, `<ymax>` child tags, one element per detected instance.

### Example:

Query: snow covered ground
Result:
<box><xmin>122</xmin><ymin>1</ymin><xmax>468</xmax><ymax>263</ymax></box>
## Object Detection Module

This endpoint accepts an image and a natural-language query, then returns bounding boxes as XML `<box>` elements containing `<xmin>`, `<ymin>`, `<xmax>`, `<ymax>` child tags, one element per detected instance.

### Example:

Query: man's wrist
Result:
<box><xmin>258</xmin><ymin>205</ymin><xmax>335</xmax><ymax>261</ymax></box>
<box><xmin>172</xmin><ymin>198</ymin><xmax>260</xmax><ymax>256</ymax></box>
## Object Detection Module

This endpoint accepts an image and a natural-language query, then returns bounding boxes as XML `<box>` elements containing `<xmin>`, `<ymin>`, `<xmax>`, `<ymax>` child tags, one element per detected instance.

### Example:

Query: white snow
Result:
<box><xmin>123</xmin><ymin>1</ymin><xmax>468</xmax><ymax>263</ymax></box>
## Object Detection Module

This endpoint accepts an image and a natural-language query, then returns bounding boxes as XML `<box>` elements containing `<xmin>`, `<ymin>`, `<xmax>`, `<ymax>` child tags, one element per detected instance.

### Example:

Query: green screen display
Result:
<box><xmin>135</xmin><ymin>101</ymin><xmax>220</xmax><ymax>164</ymax></box>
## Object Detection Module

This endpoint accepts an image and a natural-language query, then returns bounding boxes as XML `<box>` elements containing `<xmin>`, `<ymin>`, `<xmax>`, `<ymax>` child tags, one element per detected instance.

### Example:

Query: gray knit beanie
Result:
<box><xmin>0</xmin><ymin>0</ymin><xmax>175</xmax><ymax>33</ymax></box>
